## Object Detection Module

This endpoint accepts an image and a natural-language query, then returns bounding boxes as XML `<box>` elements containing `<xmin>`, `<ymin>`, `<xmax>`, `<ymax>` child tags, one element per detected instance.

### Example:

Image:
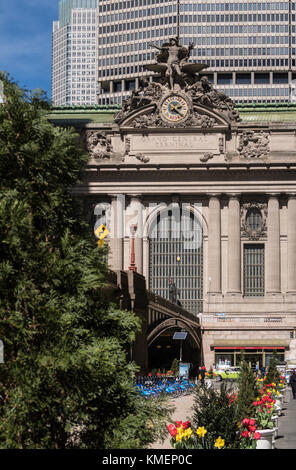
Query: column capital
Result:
<box><xmin>267</xmin><ymin>193</ymin><xmax>281</xmax><ymax>199</ymax></box>
<box><xmin>127</xmin><ymin>193</ymin><xmax>142</xmax><ymax>200</ymax></box>
<box><xmin>287</xmin><ymin>193</ymin><xmax>296</xmax><ymax>200</ymax></box>
<box><xmin>208</xmin><ymin>193</ymin><xmax>221</xmax><ymax>199</ymax></box>
<box><xmin>108</xmin><ymin>193</ymin><xmax>125</xmax><ymax>199</ymax></box>
<box><xmin>226</xmin><ymin>193</ymin><xmax>241</xmax><ymax>200</ymax></box>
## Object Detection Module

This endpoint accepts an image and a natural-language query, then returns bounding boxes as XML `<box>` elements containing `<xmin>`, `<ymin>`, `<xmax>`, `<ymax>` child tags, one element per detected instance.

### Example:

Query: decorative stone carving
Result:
<box><xmin>241</xmin><ymin>202</ymin><xmax>267</xmax><ymax>240</ymax></box>
<box><xmin>114</xmin><ymin>37</ymin><xmax>241</xmax><ymax>127</ymax></box>
<box><xmin>219</xmin><ymin>136</ymin><xmax>224</xmax><ymax>154</ymax></box>
<box><xmin>200</xmin><ymin>152</ymin><xmax>214</xmax><ymax>162</ymax></box>
<box><xmin>186</xmin><ymin>77</ymin><xmax>241</xmax><ymax>122</ymax></box>
<box><xmin>85</xmin><ymin>131</ymin><xmax>113</xmax><ymax>160</ymax></box>
<box><xmin>134</xmin><ymin>153</ymin><xmax>150</xmax><ymax>163</ymax></box>
<box><xmin>114</xmin><ymin>82</ymin><xmax>164</xmax><ymax>123</ymax></box>
<box><xmin>131</xmin><ymin>108</ymin><xmax>217</xmax><ymax>129</ymax></box>
<box><xmin>149</xmin><ymin>38</ymin><xmax>195</xmax><ymax>90</ymax></box>
<box><xmin>238</xmin><ymin>131</ymin><xmax>270</xmax><ymax>159</ymax></box>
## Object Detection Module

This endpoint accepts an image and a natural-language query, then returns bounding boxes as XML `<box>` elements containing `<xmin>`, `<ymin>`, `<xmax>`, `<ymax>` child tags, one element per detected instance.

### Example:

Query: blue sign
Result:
<box><xmin>179</xmin><ymin>362</ymin><xmax>190</xmax><ymax>379</ymax></box>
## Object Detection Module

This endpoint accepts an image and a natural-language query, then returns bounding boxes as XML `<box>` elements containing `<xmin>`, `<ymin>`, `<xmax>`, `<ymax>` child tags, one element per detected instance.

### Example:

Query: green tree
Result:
<box><xmin>265</xmin><ymin>351</ymin><xmax>281</xmax><ymax>385</ymax></box>
<box><xmin>192</xmin><ymin>383</ymin><xmax>239</xmax><ymax>449</ymax></box>
<box><xmin>236</xmin><ymin>352</ymin><xmax>259</xmax><ymax>421</ymax></box>
<box><xmin>171</xmin><ymin>358</ymin><xmax>180</xmax><ymax>376</ymax></box>
<box><xmin>0</xmin><ymin>74</ymin><xmax>170</xmax><ymax>449</ymax></box>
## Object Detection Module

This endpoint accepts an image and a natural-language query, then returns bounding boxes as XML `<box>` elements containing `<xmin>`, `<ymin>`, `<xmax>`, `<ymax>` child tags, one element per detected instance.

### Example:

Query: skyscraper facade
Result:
<box><xmin>98</xmin><ymin>0</ymin><xmax>296</xmax><ymax>105</ymax></box>
<box><xmin>52</xmin><ymin>0</ymin><xmax>98</xmax><ymax>105</ymax></box>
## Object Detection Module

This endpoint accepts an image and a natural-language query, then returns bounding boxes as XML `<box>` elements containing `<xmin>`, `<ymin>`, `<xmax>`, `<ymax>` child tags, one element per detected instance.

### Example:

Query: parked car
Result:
<box><xmin>214</xmin><ymin>366</ymin><xmax>241</xmax><ymax>382</ymax></box>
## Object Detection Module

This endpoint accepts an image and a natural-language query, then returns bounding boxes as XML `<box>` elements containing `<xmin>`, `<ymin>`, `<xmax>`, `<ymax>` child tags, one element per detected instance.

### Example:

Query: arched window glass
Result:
<box><xmin>246</xmin><ymin>208</ymin><xmax>262</xmax><ymax>231</ymax></box>
<box><xmin>149</xmin><ymin>207</ymin><xmax>203</xmax><ymax>315</ymax></box>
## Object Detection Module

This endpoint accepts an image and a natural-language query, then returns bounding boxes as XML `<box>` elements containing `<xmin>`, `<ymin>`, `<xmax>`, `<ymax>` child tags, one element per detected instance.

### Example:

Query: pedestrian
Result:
<box><xmin>199</xmin><ymin>366</ymin><xmax>205</xmax><ymax>385</ymax></box>
<box><xmin>289</xmin><ymin>369</ymin><xmax>296</xmax><ymax>399</ymax></box>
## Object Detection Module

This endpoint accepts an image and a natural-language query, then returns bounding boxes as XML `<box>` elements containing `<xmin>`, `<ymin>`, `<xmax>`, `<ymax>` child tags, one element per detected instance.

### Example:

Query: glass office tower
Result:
<box><xmin>98</xmin><ymin>0</ymin><xmax>296</xmax><ymax>105</ymax></box>
<box><xmin>52</xmin><ymin>0</ymin><xmax>98</xmax><ymax>105</ymax></box>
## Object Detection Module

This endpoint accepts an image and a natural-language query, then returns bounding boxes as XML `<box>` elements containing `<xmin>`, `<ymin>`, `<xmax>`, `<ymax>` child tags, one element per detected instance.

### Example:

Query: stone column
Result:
<box><xmin>227</xmin><ymin>194</ymin><xmax>241</xmax><ymax>294</ymax></box>
<box><xmin>127</xmin><ymin>194</ymin><xmax>143</xmax><ymax>274</ymax></box>
<box><xmin>287</xmin><ymin>194</ymin><xmax>296</xmax><ymax>293</ymax></box>
<box><xmin>109</xmin><ymin>194</ymin><xmax>124</xmax><ymax>271</ymax></box>
<box><xmin>266</xmin><ymin>194</ymin><xmax>281</xmax><ymax>294</ymax></box>
<box><xmin>208</xmin><ymin>194</ymin><xmax>221</xmax><ymax>294</ymax></box>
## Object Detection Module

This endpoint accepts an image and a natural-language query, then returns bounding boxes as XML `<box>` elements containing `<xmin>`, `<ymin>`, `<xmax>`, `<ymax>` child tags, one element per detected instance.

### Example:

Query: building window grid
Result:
<box><xmin>243</xmin><ymin>244</ymin><xmax>265</xmax><ymax>297</ymax></box>
<box><xmin>149</xmin><ymin>211</ymin><xmax>203</xmax><ymax>315</ymax></box>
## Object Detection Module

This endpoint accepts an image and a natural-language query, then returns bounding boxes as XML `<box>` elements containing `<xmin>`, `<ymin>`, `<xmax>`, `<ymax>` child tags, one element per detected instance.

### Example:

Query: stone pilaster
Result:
<box><xmin>109</xmin><ymin>194</ymin><xmax>124</xmax><ymax>271</ymax></box>
<box><xmin>227</xmin><ymin>194</ymin><xmax>241</xmax><ymax>295</ymax></box>
<box><xmin>266</xmin><ymin>194</ymin><xmax>281</xmax><ymax>295</ymax></box>
<box><xmin>208</xmin><ymin>194</ymin><xmax>221</xmax><ymax>295</ymax></box>
<box><xmin>287</xmin><ymin>194</ymin><xmax>296</xmax><ymax>294</ymax></box>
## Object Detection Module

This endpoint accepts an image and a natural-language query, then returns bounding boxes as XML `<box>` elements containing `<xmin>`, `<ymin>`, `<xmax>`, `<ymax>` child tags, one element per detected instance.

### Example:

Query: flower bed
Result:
<box><xmin>165</xmin><ymin>363</ymin><xmax>287</xmax><ymax>450</ymax></box>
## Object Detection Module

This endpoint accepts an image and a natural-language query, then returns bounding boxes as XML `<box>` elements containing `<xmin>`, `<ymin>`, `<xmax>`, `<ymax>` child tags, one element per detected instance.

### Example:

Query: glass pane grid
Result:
<box><xmin>246</xmin><ymin>209</ymin><xmax>262</xmax><ymax>230</ymax></box>
<box><xmin>149</xmin><ymin>211</ymin><xmax>203</xmax><ymax>315</ymax></box>
<box><xmin>243</xmin><ymin>244</ymin><xmax>264</xmax><ymax>297</ymax></box>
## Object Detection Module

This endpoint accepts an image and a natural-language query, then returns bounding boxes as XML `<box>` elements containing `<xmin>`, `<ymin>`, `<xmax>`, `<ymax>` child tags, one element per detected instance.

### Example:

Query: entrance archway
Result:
<box><xmin>148</xmin><ymin>320</ymin><xmax>201</xmax><ymax>373</ymax></box>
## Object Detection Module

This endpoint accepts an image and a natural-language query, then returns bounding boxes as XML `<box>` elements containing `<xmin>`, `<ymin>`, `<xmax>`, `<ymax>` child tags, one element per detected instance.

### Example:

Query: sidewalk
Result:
<box><xmin>149</xmin><ymin>393</ymin><xmax>195</xmax><ymax>449</ymax></box>
<box><xmin>275</xmin><ymin>387</ymin><xmax>296</xmax><ymax>449</ymax></box>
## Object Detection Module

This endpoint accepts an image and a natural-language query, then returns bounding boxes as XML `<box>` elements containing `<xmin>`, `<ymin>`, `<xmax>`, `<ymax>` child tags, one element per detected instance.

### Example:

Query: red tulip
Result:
<box><xmin>167</xmin><ymin>424</ymin><xmax>177</xmax><ymax>437</ymax></box>
<box><xmin>182</xmin><ymin>421</ymin><xmax>191</xmax><ymax>430</ymax></box>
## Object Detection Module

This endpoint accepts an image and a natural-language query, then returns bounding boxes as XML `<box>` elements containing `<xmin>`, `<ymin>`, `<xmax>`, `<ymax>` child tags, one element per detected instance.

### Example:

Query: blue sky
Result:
<box><xmin>0</xmin><ymin>0</ymin><xmax>60</xmax><ymax>99</ymax></box>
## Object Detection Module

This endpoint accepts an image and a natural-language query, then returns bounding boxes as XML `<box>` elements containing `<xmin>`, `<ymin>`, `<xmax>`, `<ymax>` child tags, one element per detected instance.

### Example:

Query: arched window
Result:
<box><xmin>246</xmin><ymin>208</ymin><xmax>262</xmax><ymax>231</ymax></box>
<box><xmin>149</xmin><ymin>206</ymin><xmax>203</xmax><ymax>315</ymax></box>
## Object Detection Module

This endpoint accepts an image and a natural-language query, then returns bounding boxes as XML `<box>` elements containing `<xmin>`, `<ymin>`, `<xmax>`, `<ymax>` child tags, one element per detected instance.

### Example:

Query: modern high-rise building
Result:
<box><xmin>98</xmin><ymin>0</ymin><xmax>296</xmax><ymax>105</ymax></box>
<box><xmin>52</xmin><ymin>0</ymin><xmax>98</xmax><ymax>105</ymax></box>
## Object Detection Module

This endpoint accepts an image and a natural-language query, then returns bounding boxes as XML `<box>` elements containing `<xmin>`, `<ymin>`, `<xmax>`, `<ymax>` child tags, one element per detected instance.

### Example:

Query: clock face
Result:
<box><xmin>160</xmin><ymin>95</ymin><xmax>189</xmax><ymax>123</ymax></box>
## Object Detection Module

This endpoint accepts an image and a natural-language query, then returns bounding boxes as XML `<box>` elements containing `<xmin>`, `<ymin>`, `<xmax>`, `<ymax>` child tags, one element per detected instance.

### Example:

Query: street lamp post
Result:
<box><xmin>129</xmin><ymin>224</ymin><xmax>138</xmax><ymax>272</ymax></box>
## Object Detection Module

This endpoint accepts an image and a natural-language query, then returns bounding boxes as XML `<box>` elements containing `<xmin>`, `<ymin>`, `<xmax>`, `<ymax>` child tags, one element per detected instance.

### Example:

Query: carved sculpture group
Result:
<box><xmin>84</xmin><ymin>38</ymin><xmax>272</xmax><ymax>163</ymax></box>
<box><xmin>114</xmin><ymin>36</ymin><xmax>241</xmax><ymax>127</ymax></box>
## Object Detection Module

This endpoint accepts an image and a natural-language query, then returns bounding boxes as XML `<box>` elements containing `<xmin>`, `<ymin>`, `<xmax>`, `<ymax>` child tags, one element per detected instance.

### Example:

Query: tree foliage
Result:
<box><xmin>0</xmin><ymin>74</ymin><xmax>170</xmax><ymax>449</ymax></box>
<box><xmin>192</xmin><ymin>383</ymin><xmax>239</xmax><ymax>449</ymax></box>
<box><xmin>265</xmin><ymin>351</ymin><xmax>281</xmax><ymax>385</ymax></box>
<box><xmin>236</xmin><ymin>352</ymin><xmax>259</xmax><ymax>421</ymax></box>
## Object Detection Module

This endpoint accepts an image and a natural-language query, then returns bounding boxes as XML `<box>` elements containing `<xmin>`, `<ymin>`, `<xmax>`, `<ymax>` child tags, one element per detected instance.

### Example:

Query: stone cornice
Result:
<box><xmin>85</xmin><ymin>162</ymin><xmax>296</xmax><ymax>172</ymax></box>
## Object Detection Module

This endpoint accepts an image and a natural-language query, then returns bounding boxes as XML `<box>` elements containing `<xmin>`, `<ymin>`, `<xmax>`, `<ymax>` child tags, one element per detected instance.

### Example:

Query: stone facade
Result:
<box><xmin>56</xmin><ymin>38</ymin><xmax>296</xmax><ymax>370</ymax></box>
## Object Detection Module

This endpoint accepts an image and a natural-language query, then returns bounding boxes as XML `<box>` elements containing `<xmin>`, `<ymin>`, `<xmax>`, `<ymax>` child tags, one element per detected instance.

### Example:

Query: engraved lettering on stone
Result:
<box><xmin>130</xmin><ymin>134</ymin><xmax>219</xmax><ymax>153</ymax></box>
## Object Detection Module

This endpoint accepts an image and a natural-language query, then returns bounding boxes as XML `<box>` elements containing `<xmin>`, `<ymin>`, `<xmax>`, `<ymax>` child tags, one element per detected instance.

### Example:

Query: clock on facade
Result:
<box><xmin>160</xmin><ymin>95</ymin><xmax>190</xmax><ymax>123</ymax></box>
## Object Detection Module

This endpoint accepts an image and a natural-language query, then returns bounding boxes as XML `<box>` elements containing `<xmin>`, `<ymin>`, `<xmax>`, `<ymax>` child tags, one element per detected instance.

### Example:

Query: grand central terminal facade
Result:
<box><xmin>49</xmin><ymin>38</ymin><xmax>296</xmax><ymax>370</ymax></box>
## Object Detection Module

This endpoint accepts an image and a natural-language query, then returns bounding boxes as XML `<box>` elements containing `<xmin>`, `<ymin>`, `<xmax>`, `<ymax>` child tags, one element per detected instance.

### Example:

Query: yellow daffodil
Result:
<box><xmin>184</xmin><ymin>428</ymin><xmax>192</xmax><ymax>438</ymax></box>
<box><xmin>176</xmin><ymin>433</ymin><xmax>183</xmax><ymax>442</ymax></box>
<box><xmin>214</xmin><ymin>436</ymin><xmax>225</xmax><ymax>449</ymax></box>
<box><xmin>196</xmin><ymin>426</ymin><xmax>207</xmax><ymax>438</ymax></box>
